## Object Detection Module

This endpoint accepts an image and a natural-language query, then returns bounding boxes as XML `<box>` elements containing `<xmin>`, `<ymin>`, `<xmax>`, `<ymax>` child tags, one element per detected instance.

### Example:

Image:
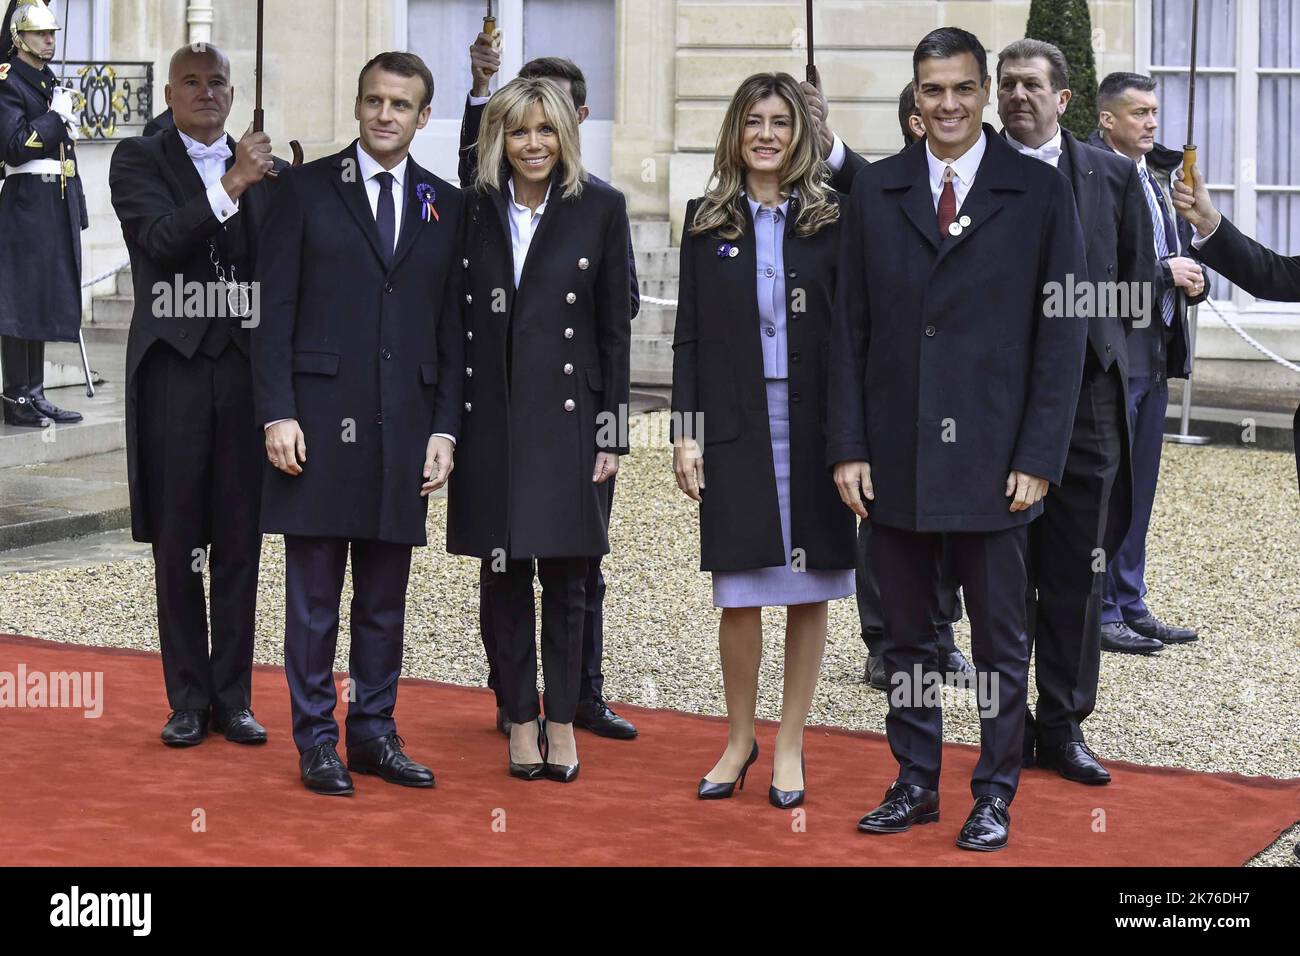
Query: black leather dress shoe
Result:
<box><xmin>1126</xmin><ymin>612</ymin><xmax>1198</xmax><ymax>645</ymax></box>
<box><xmin>161</xmin><ymin>709</ymin><xmax>208</xmax><ymax>747</ymax></box>
<box><xmin>864</xmin><ymin>654</ymin><xmax>888</xmax><ymax>691</ymax></box>
<box><xmin>300</xmin><ymin>743</ymin><xmax>354</xmax><ymax>796</ymax></box>
<box><xmin>2</xmin><ymin>388</ymin><xmax>50</xmax><ymax>427</ymax></box>
<box><xmin>698</xmin><ymin>740</ymin><xmax>759</xmax><ymax>799</ymax></box>
<box><xmin>857</xmin><ymin>781</ymin><xmax>940</xmax><ymax>833</ymax></box>
<box><xmin>1100</xmin><ymin>621</ymin><xmax>1163</xmax><ymax>655</ymax></box>
<box><xmin>26</xmin><ymin>385</ymin><xmax>83</xmax><ymax>424</ymax></box>
<box><xmin>347</xmin><ymin>733</ymin><xmax>435</xmax><ymax>788</ymax></box>
<box><xmin>938</xmin><ymin>647</ymin><xmax>975</xmax><ymax>679</ymax></box>
<box><xmin>210</xmin><ymin>708</ymin><xmax>267</xmax><ymax>744</ymax></box>
<box><xmin>1037</xmin><ymin>741</ymin><xmax>1111</xmax><ymax>785</ymax></box>
<box><xmin>574</xmin><ymin>695</ymin><xmax>637</xmax><ymax>739</ymax></box>
<box><xmin>496</xmin><ymin>706</ymin><xmax>511</xmax><ymax>737</ymax></box>
<box><xmin>956</xmin><ymin>796</ymin><xmax>1010</xmax><ymax>851</ymax></box>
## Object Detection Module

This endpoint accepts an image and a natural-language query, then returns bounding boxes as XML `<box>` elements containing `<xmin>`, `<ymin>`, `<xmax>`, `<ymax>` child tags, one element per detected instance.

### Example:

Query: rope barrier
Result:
<box><xmin>81</xmin><ymin>259</ymin><xmax>130</xmax><ymax>290</ymax></box>
<box><xmin>1200</xmin><ymin>296</ymin><xmax>1300</xmax><ymax>375</ymax></box>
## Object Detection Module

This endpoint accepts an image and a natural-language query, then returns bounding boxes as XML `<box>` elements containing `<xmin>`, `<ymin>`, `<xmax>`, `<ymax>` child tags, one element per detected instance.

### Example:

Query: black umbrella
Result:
<box><xmin>254</xmin><ymin>0</ymin><xmax>303</xmax><ymax>172</ymax></box>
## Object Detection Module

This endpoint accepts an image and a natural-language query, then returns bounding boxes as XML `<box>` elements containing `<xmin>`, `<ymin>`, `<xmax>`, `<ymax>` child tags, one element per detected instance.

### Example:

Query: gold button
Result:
<box><xmin>565</xmin><ymin>292</ymin><xmax>577</xmax><ymax>304</ymax></box>
<box><xmin>563</xmin><ymin>363</ymin><xmax>574</xmax><ymax>375</ymax></box>
<box><xmin>564</xmin><ymin>399</ymin><xmax>575</xmax><ymax>412</ymax></box>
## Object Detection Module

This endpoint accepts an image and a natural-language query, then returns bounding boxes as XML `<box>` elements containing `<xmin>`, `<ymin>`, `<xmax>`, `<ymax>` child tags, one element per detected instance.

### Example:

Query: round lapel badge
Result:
<box><xmin>959</xmin><ymin>215</ymin><xmax>971</xmax><ymax>228</ymax></box>
<box><xmin>948</xmin><ymin>221</ymin><xmax>963</xmax><ymax>237</ymax></box>
<box><xmin>729</xmin><ymin>246</ymin><xmax>739</xmax><ymax>258</ymax></box>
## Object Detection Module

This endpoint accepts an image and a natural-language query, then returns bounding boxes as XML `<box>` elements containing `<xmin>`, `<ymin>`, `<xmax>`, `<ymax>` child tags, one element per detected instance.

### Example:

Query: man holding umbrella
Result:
<box><xmin>0</xmin><ymin>0</ymin><xmax>87</xmax><ymax>427</ymax></box>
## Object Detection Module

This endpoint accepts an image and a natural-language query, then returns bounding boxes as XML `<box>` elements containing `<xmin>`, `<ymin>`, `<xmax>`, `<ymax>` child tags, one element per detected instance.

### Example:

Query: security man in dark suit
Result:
<box><xmin>460</xmin><ymin>37</ymin><xmax>637</xmax><ymax>741</ymax></box>
<box><xmin>0</xmin><ymin>0</ymin><xmax>87</xmax><ymax>427</ymax></box>
<box><xmin>253</xmin><ymin>52</ymin><xmax>463</xmax><ymax>796</ymax></box>
<box><xmin>996</xmin><ymin>40</ymin><xmax>1154</xmax><ymax>785</ymax></box>
<box><xmin>1092</xmin><ymin>72</ymin><xmax>1207</xmax><ymax>653</ymax></box>
<box><xmin>110</xmin><ymin>44</ymin><xmax>278</xmax><ymax>748</ymax></box>
<box><xmin>829</xmin><ymin>28</ymin><xmax>1088</xmax><ymax>851</ymax></box>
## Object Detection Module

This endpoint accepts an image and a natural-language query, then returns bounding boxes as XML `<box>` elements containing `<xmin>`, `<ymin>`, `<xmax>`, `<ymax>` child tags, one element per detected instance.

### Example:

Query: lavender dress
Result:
<box><xmin>711</xmin><ymin>199</ymin><xmax>855</xmax><ymax>609</ymax></box>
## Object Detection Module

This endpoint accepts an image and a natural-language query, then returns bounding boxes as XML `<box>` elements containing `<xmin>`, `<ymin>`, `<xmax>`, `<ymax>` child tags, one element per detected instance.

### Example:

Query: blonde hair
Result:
<box><xmin>475</xmin><ymin>76</ymin><xmax>586</xmax><ymax>199</ymax></box>
<box><xmin>689</xmin><ymin>73</ymin><xmax>838</xmax><ymax>240</ymax></box>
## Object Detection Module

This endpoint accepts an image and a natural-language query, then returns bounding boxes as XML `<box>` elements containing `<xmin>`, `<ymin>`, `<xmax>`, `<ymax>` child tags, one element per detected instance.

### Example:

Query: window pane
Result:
<box><xmin>1153</xmin><ymin>0</ymin><xmax>1236</xmax><ymax>67</ymax></box>
<box><xmin>1254</xmin><ymin>194</ymin><xmax>1300</xmax><ymax>301</ymax></box>
<box><xmin>1153</xmin><ymin>73</ymin><xmax>1235</xmax><ymax>182</ymax></box>
<box><xmin>522</xmin><ymin>0</ymin><xmax>616</xmax><ymax>120</ymax></box>
<box><xmin>1258</xmin><ymin>76</ymin><xmax>1300</xmax><ymax>185</ymax></box>
<box><xmin>1260</xmin><ymin>0</ymin><xmax>1300</xmax><ymax>68</ymax></box>
<box><xmin>409</xmin><ymin>0</ymin><xmax>494</xmax><ymax>120</ymax></box>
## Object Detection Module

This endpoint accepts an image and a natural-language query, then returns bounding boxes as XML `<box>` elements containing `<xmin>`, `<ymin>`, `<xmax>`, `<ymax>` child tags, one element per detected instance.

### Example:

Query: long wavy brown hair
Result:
<box><xmin>689</xmin><ymin>72</ymin><xmax>838</xmax><ymax>240</ymax></box>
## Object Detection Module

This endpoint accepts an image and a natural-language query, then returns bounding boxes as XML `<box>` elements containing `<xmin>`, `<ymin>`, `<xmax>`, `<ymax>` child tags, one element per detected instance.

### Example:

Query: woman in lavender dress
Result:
<box><xmin>671</xmin><ymin>73</ymin><xmax>855</xmax><ymax>809</ymax></box>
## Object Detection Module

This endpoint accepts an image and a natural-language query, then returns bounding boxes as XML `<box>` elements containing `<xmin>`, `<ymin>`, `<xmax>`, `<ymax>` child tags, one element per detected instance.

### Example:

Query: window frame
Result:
<box><xmin>1138</xmin><ymin>0</ymin><xmax>1299</xmax><ymax>316</ymax></box>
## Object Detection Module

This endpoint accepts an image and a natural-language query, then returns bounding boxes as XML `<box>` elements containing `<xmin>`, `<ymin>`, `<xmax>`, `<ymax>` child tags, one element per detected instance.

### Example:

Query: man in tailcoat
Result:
<box><xmin>110</xmin><ymin>43</ymin><xmax>278</xmax><ymax>747</ymax></box>
<box><xmin>253</xmin><ymin>52</ymin><xmax>463</xmax><ymax>796</ymax></box>
<box><xmin>0</xmin><ymin>0</ymin><xmax>86</xmax><ymax>426</ymax></box>
<box><xmin>828</xmin><ymin>28</ymin><xmax>1088</xmax><ymax>851</ymax></box>
<box><xmin>996</xmin><ymin>39</ymin><xmax>1155</xmax><ymax>784</ymax></box>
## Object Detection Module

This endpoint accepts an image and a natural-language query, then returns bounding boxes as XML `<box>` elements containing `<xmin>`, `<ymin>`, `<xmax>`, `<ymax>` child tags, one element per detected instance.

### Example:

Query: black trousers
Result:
<box><xmin>482</xmin><ymin>555</ymin><xmax>587</xmax><ymax>725</ymax></box>
<box><xmin>871</xmin><ymin>523</ymin><xmax>1031</xmax><ymax>803</ymax></box>
<box><xmin>481</xmin><ymin>475</ymin><xmax>614</xmax><ymax>706</ymax></box>
<box><xmin>855</xmin><ymin>518</ymin><xmax>961</xmax><ymax>660</ymax></box>
<box><xmin>283</xmin><ymin>534</ymin><xmax>413</xmax><ymax>752</ymax></box>
<box><xmin>137</xmin><ymin>343</ymin><xmax>262</xmax><ymax>715</ymax></box>
<box><xmin>0</xmin><ymin>336</ymin><xmax>44</xmax><ymax>389</ymax></box>
<box><xmin>1025</xmin><ymin>354</ymin><xmax>1127</xmax><ymax>748</ymax></box>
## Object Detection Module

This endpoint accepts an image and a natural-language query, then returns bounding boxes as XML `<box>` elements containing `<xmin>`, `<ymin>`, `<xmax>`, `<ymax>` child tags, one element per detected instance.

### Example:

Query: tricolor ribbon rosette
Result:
<box><xmin>416</xmin><ymin>183</ymin><xmax>439</xmax><ymax>222</ymax></box>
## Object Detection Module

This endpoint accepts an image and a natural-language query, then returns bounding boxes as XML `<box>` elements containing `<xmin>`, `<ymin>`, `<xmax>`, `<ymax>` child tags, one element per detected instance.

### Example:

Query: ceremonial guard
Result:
<box><xmin>0</xmin><ymin>0</ymin><xmax>86</xmax><ymax>427</ymax></box>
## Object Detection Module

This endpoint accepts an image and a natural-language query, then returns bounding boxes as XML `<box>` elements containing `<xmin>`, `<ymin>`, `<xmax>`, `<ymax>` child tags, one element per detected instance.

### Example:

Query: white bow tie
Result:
<box><xmin>1018</xmin><ymin>140</ymin><xmax>1062</xmax><ymax>164</ymax></box>
<box><xmin>186</xmin><ymin>139</ymin><xmax>232</xmax><ymax>163</ymax></box>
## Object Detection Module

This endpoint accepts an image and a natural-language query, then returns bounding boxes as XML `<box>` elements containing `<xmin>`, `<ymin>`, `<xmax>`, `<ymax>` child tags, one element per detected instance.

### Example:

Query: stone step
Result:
<box><xmin>117</xmin><ymin>265</ymin><xmax>134</xmax><ymax>297</ymax></box>
<box><xmin>637</xmin><ymin>278</ymin><xmax>679</xmax><ymax>303</ymax></box>
<box><xmin>90</xmin><ymin>293</ymin><xmax>134</xmax><ymax>329</ymax></box>
<box><xmin>634</xmin><ymin>247</ymin><xmax>678</xmax><ymax>280</ymax></box>
<box><xmin>630</xmin><ymin>218</ymin><xmax>671</xmax><ymax>249</ymax></box>
<box><xmin>634</xmin><ymin>303</ymin><xmax>677</xmax><ymax>336</ymax></box>
<box><xmin>0</xmin><ymin>450</ymin><xmax>131</xmax><ymax>552</ymax></box>
<box><xmin>630</xmin><ymin>332</ymin><xmax>673</xmax><ymax>387</ymax></box>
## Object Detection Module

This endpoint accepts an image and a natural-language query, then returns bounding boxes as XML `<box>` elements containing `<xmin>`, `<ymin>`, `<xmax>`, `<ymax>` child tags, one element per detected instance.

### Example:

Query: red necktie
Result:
<box><xmin>937</xmin><ymin>166</ymin><xmax>956</xmax><ymax>238</ymax></box>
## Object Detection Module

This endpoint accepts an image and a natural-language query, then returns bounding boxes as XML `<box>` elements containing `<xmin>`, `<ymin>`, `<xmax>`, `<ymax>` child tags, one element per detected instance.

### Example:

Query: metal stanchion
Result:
<box><xmin>1164</xmin><ymin>301</ymin><xmax>1211</xmax><ymax>445</ymax></box>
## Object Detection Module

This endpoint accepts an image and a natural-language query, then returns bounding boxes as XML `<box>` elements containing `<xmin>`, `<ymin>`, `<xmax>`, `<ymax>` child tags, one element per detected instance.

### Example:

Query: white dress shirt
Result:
<box><xmin>177</xmin><ymin>128</ymin><xmax>239</xmax><ymax>223</ymax></box>
<box><xmin>826</xmin><ymin>134</ymin><xmax>848</xmax><ymax>174</ymax></box>
<box><xmin>926</xmin><ymin>129</ymin><xmax>987</xmax><ymax>212</ymax></box>
<box><xmin>1005</xmin><ymin>126</ymin><xmax>1063</xmax><ymax>168</ymax></box>
<box><xmin>507</xmin><ymin>177</ymin><xmax>551</xmax><ymax>288</ymax></box>
<box><xmin>356</xmin><ymin>142</ymin><xmax>407</xmax><ymax>253</ymax></box>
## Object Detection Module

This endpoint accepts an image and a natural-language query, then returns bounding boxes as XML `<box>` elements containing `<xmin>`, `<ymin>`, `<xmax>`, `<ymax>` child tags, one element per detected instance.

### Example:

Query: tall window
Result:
<box><xmin>1149</xmin><ymin>0</ymin><xmax>1299</xmax><ymax>306</ymax></box>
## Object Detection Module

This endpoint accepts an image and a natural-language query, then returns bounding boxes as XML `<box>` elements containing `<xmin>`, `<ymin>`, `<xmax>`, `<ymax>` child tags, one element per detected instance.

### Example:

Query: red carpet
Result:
<box><xmin>1</xmin><ymin>633</ymin><xmax>1295</xmax><ymax>866</ymax></box>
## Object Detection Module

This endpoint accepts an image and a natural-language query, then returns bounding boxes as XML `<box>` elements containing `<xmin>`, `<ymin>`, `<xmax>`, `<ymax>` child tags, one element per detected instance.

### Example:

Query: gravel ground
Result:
<box><xmin>2</xmin><ymin>409</ymin><xmax>1297</xmax><ymax>865</ymax></box>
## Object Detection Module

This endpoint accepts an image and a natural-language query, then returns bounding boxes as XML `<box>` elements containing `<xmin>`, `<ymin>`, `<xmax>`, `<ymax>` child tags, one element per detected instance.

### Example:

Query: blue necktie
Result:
<box><xmin>1141</xmin><ymin>167</ymin><xmax>1176</xmax><ymax>327</ymax></box>
<box><xmin>375</xmin><ymin>171</ymin><xmax>396</xmax><ymax>267</ymax></box>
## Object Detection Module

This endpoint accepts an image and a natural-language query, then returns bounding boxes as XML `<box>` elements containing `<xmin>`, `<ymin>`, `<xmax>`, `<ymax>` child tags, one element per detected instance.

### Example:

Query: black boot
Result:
<box><xmin>2</xmin><ymin>387</ymin><xmax>50</xmax><ymax>427</ymax></box>
<box><xmin>26</xmin><ymin>385</ymin><xmax>83</xmax><ymax>424</ymax></box>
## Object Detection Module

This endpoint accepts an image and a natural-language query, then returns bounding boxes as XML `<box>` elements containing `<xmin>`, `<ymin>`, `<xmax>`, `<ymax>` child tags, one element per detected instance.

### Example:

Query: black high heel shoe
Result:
<box><xmin>508</xmin><ymin>717</ymin><xmax>546</xmax><ymax>780</ymax></box>
<box><xmin>769</xmin><ymin>753</ymin><xmax>806</xmax><ymax>809</ymax></box>
<box><xmin>697</xmin><ymin>740</ymin><xmax>759</xmax><ymax>799</ymax></box>
<box><xmin>542</xmin><ymin>718</ymin><xmax>581</xmax><ymax>783</ymax></box>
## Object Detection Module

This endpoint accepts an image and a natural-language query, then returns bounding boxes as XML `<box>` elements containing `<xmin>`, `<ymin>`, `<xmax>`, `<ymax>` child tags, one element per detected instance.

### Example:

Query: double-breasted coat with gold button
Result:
<box><xmin>447</xmin><ymin>169</ymin><xmax>632</xmax><ymax>560</ymax></box>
